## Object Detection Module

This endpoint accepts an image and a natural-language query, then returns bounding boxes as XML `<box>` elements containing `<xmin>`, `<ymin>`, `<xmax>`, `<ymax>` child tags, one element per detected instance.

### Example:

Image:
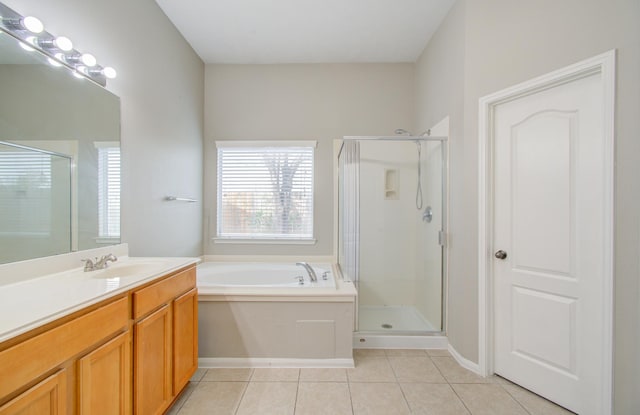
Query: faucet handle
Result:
<box><xmin>82</xmin><ymin>258</ymin><xmax>96</xmax><ymax>272</ymax></box>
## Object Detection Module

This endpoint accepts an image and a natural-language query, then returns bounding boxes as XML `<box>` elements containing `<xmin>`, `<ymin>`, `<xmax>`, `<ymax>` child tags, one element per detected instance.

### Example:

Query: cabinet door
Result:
<box><xmin>0</xmin><ymin>369</ymin><xmax>66</xmax><ymax>415</ymax></box>
<box><xmin>173</xmin><ymin>288</ymin><xmax>198</xmax><ymax>394</ymax></box>
<box><xmin>134</xmin><ymin>305</ymin><xmax>172</xmax><ymax>415</ymax></box>
<box><xmin>78</xmin><ymin>331</ymin><xmax>131</xmax><ymax>415</ymax></box>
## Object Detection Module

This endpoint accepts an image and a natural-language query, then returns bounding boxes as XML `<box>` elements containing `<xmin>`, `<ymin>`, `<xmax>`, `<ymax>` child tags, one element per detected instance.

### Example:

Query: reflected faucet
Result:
<box><xmin>296</xmin><ymin>262</ymin><xmax>318</xmax><ymax>282</ymax></box>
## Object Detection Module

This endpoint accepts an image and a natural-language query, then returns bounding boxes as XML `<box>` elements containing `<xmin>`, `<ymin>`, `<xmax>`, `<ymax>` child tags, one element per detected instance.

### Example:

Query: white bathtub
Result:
<box><xmin>195</xmin><ymin>261</ymin><xmax>357</xmax><ymax>366</ymax></box>
<box><xmin>197</xmin><ymin>262</ymin><xmax>336</xmax><ymax>288</ymax></box>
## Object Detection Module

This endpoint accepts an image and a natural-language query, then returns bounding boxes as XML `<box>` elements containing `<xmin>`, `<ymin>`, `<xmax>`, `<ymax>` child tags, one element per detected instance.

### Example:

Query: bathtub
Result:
<box><xmin>196</xmin><ymin>261</ymin><xmax>357</xmax><ymax>367</ymax></box>
<box><xmin>197</xmin><ymin>262</ymin><xmax>336</xmax><ymax>289</ymax></box>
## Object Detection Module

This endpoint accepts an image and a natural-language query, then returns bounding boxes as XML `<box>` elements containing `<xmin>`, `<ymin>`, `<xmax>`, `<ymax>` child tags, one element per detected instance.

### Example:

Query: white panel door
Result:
<box><xmin>493</xmin><ymin>72</ymin><xmax>605</xmax><ymax>414</ymax></box>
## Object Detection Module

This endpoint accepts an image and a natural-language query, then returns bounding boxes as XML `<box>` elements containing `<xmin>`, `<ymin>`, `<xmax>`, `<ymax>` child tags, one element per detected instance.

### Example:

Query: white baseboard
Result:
<box><xmin>198</xmin><ymin>357</ymin><xmax>354</xmax><ymax>369</ymax></box>
<box><xmin>448</xmin><ymin>344</ymin><xmax>481</xmax><ymax>375</ymax></box>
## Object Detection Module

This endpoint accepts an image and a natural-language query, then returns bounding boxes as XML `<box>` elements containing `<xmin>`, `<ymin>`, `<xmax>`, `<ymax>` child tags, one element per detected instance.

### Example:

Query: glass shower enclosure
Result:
<box><xmin>0</xmin><ymin>140</ymin><xmax>72</xmax><ymax>263</ymax></box>
<box><xmin>338</xmin><ymin>135</ymin><xmax>447</xmax><ymax>335</ymax></box>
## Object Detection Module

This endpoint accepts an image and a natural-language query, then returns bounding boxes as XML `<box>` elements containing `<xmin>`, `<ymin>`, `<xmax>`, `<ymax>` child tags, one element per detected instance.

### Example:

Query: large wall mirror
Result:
<box><xmin>0</xmin><ymin>31</ymin><xmax>120</xmax><ymax>264</ymax></box>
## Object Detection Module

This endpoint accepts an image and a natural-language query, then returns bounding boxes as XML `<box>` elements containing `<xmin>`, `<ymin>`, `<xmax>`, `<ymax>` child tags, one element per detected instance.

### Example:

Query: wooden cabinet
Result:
<box><xmin>0</xmin><ymin>264</ymin><xmax>197</xmax><ymax>415</ymax></box>
<box><xmin>78</xmin><ymin>331</ymin><xmax>131</xmax><ymax>415</ymax></box>
<box><xmin>0</xmin><ymin>297</ymin><xmax>128</xmax><ymax>415</ymax></box>
<box><xmin>132</xmin><ymin>267</ymin><xmax>197</xmax><ymax>415</ymax></box>
<box><xmin>133</xmin><ymin>305</ymin><xmax>172</xmax><ymax>415</ymax></box>
<box><xmin>173</xmin><ymin>288</ymin><xmax>198</xmax><ymax>394</ymax></box>
<box><xmin>0</xmin><ymin>370</ymin><xmax>67</xmax><ymax>415</ymax></box>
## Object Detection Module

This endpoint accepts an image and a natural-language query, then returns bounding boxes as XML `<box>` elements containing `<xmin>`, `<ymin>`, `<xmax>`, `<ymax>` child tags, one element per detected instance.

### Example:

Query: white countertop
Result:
<box><xmin>0</xmin><ymin>255</ymin><xmax>200</xmax><ymax>343</ymax></box>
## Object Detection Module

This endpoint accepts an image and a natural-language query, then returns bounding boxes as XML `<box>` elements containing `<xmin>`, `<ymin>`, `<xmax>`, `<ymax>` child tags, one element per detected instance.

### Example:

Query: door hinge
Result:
<box><xmin>438</xmin><ymin>230</ymin><xmax>447</xmax><ymax>246</ymax></box>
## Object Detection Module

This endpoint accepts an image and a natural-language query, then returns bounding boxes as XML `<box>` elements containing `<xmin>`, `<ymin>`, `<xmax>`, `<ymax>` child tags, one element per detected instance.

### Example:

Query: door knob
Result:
<box><xmin>494</xmin><ymin>250</ymin><xmax>508</xmax><ymax>260</ymax></box>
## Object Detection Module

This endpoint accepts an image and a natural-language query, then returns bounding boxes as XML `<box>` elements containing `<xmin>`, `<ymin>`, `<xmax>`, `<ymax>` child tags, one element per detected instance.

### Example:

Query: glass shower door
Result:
<box><xmin>338</xmin><ymin>138</ymin><xmax>445</xmax><ymax>334</ymax></box>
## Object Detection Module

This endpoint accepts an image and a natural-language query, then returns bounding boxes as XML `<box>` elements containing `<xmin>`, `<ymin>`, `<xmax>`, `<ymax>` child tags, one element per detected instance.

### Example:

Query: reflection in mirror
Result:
<box><xmin>0</xmin><ymin>141</ymin><xmax>71</xmax><ymax>262</ymax></box>
<box><xmin>0</xmin><ymin>32</ymin><xmax>120</xmax><ymax>264</ymax></box>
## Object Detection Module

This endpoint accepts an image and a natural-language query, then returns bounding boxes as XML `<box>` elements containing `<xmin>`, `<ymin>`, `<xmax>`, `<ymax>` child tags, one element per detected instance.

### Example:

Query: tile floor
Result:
<box><xmin>167</xmin><ymin>349</ymin><xmax>575</xmax><ymax>415</ymax></box>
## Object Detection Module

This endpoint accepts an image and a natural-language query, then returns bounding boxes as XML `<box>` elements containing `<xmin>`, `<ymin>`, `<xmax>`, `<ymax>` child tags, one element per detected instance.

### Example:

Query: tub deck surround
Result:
<box><xmin>197</xmin><ymin>262</ymin><xmax>355</xmax><ymax>301</ymax></box>
<box><xmin>196</xmin><ymin>261</ymin><xmax>356</xmax><ymax>365</ymax></box>
<box><xmin>0</xmin><ymin>244</ymin><xmax>200</xmax><ymax>343</ymax></box>
<box><xmin>197</xmin><ymin>262</ymin><xmax>336</xmax><ymax>288</ymax></box>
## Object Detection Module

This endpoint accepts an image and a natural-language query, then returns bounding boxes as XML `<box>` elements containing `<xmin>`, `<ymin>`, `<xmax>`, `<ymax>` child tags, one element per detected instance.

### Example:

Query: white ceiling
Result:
<box><xmin>154</xmin><ymin>0</ymin><xmax>456</xmax><ymax>64</ymax></box>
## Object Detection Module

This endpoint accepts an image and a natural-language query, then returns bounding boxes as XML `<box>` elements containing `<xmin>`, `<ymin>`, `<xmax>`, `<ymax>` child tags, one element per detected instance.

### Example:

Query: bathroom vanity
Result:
<box><xmin>0</xmin><ymin>247</ymin><xmax>199</xmax><ymax>415</ymax></box>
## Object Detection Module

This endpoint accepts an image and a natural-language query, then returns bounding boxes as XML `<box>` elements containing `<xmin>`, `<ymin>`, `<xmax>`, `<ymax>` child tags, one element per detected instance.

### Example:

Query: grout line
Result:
<box><xmin>346</xmin><ymin>378</ymin><xmax>355</xmax><ymax>415</ymax></box>
<box><xmin>448</xmin><ymin>383</ymin><xmax>473</xmax><ymax>415</ymax></box>
<box><xmin>498</xmin><ymin>383</ymin><xmax>533</xmax><ymax>415</ymax></box>
<box><xmin>293</xmin><ymin>379</ymin><xmax>300</xmax><ymax>414</ymax></box>
<box><xmin>232</xmin><ymin>380</ymin><xmax>250</xmax><ymax>415</ymax></box>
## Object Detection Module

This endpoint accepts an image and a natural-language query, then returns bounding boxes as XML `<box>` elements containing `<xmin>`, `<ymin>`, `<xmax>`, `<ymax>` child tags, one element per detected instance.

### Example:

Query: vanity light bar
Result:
<box><xmin>0</xmin><ymin>1</ymin><xmax>116</xmax><ymax>87</ymax></box>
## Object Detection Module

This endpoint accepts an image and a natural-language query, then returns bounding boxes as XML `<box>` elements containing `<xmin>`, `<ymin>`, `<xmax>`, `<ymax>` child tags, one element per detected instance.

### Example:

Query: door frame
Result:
<box><xmin>477</xmin><ymin>50</ymin><xmax>615</xmax><ymax>413</ymax></box>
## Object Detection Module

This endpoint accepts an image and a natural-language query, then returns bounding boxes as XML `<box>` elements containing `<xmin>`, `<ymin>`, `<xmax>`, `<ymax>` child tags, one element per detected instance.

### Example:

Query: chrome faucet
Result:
<box><xmin>296</xmin><ymin>262</ymin><xmax>317</xmax><ymax>282</ymax></box>
<box><xmin>82</xmin><ymin>258</ymin><xmax>97</xmax><ymax>272</ymax></box>
<box><xmin>82</xmin><ymin>254</ymin><xmax>117</xmax><ymax>272</ymax></box>
<box><xmin>95</xmin><ymin>253</ymin><xmax>117</xmax><ymax>269</ymax></box>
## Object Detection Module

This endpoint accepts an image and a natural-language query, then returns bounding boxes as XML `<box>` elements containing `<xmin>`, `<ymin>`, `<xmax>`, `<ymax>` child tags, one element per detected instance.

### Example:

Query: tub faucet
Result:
<box><xmin>296</xmin><ymin>262</ymin><xmax>317</xmax><ymax>282</ymax></box>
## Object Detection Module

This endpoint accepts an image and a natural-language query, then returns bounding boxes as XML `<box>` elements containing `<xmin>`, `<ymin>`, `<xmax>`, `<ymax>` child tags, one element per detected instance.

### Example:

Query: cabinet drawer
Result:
<box><xmin>0</xmin><ymin>297</ymin><xmax>128</xmax><ymax>399</ymax></box>
<box><xmin>132</xmin><ymin>267</ymin><xmax>196</xmax><ymax>320</ymax></box>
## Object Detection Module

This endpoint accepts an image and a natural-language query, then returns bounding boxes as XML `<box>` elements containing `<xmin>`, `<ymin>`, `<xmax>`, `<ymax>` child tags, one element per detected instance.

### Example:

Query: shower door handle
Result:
<box><xmin>494</xmin><ymin>250</ymin><xmax>508</xmax><ymax>260</ymax></box>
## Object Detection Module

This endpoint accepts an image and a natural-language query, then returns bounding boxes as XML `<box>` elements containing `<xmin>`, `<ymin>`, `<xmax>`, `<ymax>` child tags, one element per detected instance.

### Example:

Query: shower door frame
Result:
<box><xmin>338</xmin><ymin>135</ymin><xmax>449</xmax><ymax>336</ymax></box>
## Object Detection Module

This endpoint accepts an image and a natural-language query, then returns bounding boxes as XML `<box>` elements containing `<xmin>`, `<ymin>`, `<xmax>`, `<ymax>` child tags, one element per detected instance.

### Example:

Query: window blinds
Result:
<box><xmin>217</xmin><ymin>145</ymin><xmax>314</xmax><ymax>239</ymax></box>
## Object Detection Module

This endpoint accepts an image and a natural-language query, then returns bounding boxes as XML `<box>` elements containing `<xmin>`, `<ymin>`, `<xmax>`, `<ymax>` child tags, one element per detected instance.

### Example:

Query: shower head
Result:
<box><xmin>394</xmin><ymin>128</ymin><xmax>411</xmax><ymax>136</ymax></box>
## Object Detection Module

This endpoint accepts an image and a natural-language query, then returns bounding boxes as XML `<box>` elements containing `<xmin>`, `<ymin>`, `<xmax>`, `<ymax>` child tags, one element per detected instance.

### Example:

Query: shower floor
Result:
<box><xmin>358</xmin><ymin>305</ymin><xmax>435</xmax><ymax>333</ymax></box>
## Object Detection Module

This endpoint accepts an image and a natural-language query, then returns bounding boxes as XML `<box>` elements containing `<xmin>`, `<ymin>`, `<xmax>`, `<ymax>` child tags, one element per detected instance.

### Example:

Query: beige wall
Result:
<box><xmin>416</xmin><ymin>0</ymin><xmax>640</xmax><ymax>412</ymax></box>
<box><xmin>204</xmin><ymin>63</ymin><xmax>414</xmax><ymax>256</ymax></box>
<box><xmin>414</xmin><ymin>0</ymin><xmax>469</xmax><ymax>357</ymax></box>
<box><xmin>6</xmin><ymin>0</ymin><xmax>205</xmax><ymax>257</ymax></box>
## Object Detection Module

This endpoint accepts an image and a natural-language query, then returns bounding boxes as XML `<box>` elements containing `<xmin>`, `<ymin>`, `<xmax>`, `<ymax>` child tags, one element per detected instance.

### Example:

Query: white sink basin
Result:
<box><xmin>92</xmin><ymin>262</ymin><xmax>165</xmax><ymax>279</ymax></box>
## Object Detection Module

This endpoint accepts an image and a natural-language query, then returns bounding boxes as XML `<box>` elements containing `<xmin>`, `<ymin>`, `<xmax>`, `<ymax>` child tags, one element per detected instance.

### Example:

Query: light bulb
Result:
<box><xmin>54</xmin><ymin>36</ymin><xmax>73</xmax><ymax>51</ymax></box>
<box><xmin>80</xmin><ymin>53</ymin><xmax>96</xmax><ymax>67</ymax></box>
<box><xmin>19</xmin><ymin>38</ymin><xmax>35</xmax><ymax>51</ymax></box>
<box><xmin>102</xmin><ymin>67</ymin><xmax>117</xmax><ymax>79</ymax></box>
<box><xmin>22</xmin><ymin>16</ymin><xmax>43</xmax><ymax>33</ymax></box>
<box><xmin>47</xmin><ymin>56</ymin><xmax>62</xmax><ymax>67</ymax></box>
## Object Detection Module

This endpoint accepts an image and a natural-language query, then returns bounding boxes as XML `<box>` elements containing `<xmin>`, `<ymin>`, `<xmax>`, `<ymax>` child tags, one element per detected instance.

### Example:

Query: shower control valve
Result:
<box><xmin>295</xmin><ymin>276</ymin><xmax>305</xmax><ymax>285</ymax></box>
<box><xmin>322</xmin><ymin>271</ymin><xmax>329</xmax><ymax>280</ymax></box>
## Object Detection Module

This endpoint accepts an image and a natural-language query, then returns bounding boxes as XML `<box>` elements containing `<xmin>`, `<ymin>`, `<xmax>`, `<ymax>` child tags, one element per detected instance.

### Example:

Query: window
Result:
<box><xmin>216</xmin><ymin>141</ymin><xmax>315</xmax><ymax>242</ymax></box>
<box><xmin>96</xmin><ymin>143</ymin><xmax>120</xmax><ymax>240</ymax></box>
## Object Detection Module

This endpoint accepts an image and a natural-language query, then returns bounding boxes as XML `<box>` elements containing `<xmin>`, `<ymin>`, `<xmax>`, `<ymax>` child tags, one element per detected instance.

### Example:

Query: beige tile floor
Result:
<box><xmin>167</xmin><ymin>349</ymin><xmax>575</xmax><ymax>415</ymax></box>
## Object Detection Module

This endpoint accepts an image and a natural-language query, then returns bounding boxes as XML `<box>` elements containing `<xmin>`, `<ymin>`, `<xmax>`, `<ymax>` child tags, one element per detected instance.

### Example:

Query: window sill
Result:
<box><xmin>212</xmin><ymin>237</ymin><xmax>317</xmax><ymax>245</ymax></box>
<box><xmin>95</xmin><ymin>237</ymin><xmax>121</xmax><ymax>245</ymax></box>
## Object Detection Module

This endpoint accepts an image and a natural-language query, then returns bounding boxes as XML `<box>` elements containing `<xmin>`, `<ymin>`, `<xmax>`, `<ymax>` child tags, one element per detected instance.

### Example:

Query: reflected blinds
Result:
<box><xmin>0</xmin><ymin>150</ymin><xmax>52</xmax><ymax>234</ymax></box>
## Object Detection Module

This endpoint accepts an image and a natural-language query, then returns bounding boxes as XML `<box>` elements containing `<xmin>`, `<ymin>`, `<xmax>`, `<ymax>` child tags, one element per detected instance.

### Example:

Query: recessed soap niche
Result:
<box><xmin>384</xmin><ymin>168</ymin><xmax>399</xmax><ymax>200</ymax></box>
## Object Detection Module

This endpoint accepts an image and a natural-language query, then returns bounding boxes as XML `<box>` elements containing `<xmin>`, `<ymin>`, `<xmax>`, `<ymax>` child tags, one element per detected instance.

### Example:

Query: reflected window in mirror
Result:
<box><xmin>96</xmin><ymin>142</ymin><xmax>120</xmax><ymax>243</ymax></box>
